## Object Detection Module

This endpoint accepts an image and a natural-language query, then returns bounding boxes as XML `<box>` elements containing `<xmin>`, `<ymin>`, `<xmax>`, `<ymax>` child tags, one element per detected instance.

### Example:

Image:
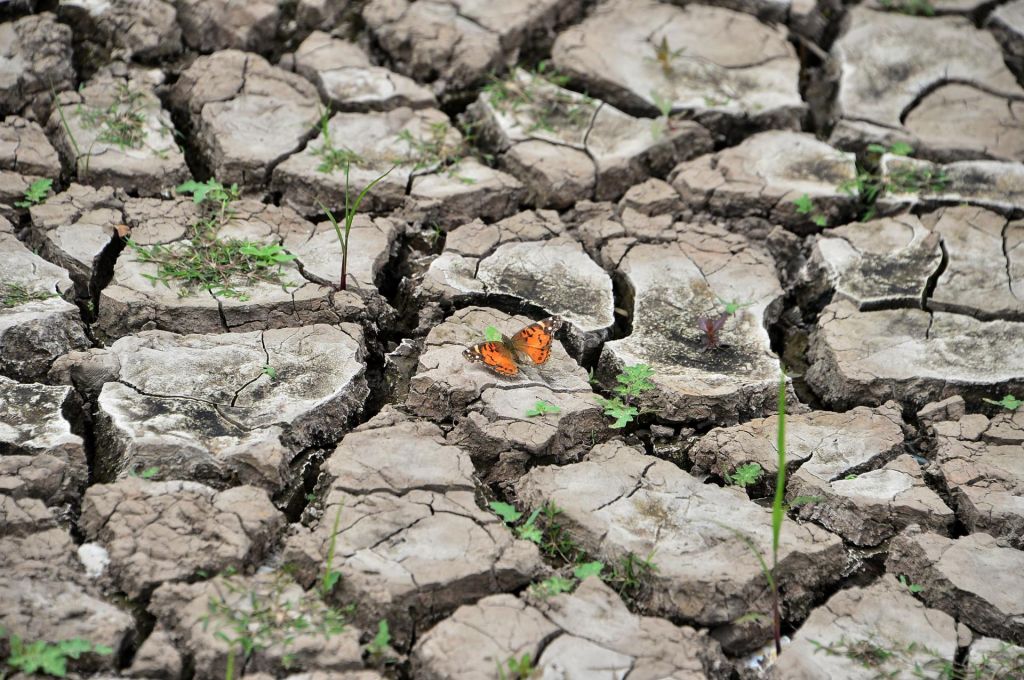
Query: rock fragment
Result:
<box><xmin>0</xmin><ymin>13</ymin><xmax>75</xmax><ymax>121</ymax></box>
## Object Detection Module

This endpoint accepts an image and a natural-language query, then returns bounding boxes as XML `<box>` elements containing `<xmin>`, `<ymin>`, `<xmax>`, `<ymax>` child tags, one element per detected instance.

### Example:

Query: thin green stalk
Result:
<box><xmin>771</xmin><ymin>371</ymin><xmax>787</xmax><ymax>655</ymax></box>
<box><xmin>51</xmin><ymin>85</ymin><xmax>89</xmax><ymax>178</ymax></box>
<box><xmin>225</xmin><ymin>646</ymin><xmax>236</xmax><ymax>680</ymax></box>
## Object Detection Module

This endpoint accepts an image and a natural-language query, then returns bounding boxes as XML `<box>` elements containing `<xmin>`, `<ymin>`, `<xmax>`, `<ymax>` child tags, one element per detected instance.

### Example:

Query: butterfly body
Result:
<box><xmin>464</xmin><ymin>317</ymin><xmax>562</xmax><ymax>376</ymax></box>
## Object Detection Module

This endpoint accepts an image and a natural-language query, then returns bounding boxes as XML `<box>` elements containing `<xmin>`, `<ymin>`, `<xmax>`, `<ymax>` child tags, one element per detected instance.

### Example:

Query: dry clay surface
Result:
<box><xmin>1</xmin><ymin>1</ymin><xmax>1024</xmax><ymax>679</ymax></box>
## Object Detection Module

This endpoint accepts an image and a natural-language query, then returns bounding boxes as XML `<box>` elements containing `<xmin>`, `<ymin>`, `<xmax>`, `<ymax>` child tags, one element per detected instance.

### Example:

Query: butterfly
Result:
<box><xmin>463</xmin><ymin>317</ymin><xmax>562</xmax><ymax>376</ymax></box>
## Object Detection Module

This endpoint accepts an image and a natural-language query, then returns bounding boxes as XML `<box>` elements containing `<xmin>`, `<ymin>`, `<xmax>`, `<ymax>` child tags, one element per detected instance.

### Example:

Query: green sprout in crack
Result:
<box><xmin>497</xmin><ymin>652</ymin><xmax>537</xmax><ymax>680</ymax></box>
<box><xmin>484</xmin><ymin>63</ymin><xmax>594</xmax><ymax>135</ymax></box>
<box><xmin>525</xmin><ymin>400</ymin><xmax>560</xmax><ymax>417</ymax></box>
<box><xmin>126</xmin><ymin>179</ymin><xmax>298</xmax><ymax>301</ymax></box>
<box><xmin>983</xmin><ymin>394</ymin><xmax>1022</xmax><ymax>411</ymax></box>
<box><xmin>837</xmin><ymin>143</ymin><xmax>948</xmax><ymax>222</ymax></box>
<box><xmin>14</xmin><ymin>178</ymin><xmax>53</xmax><ymax>208</ymax></box>
<box><xmin>0</xmin><ymin>281</ymin><xmax>57</xmax><ymax>308</ymax></box>
<box><xmin>649</xmin><ymin>36</ymin><xmax>685</xmax><ymax>78</ymax></box>
<box><xmin>726</xmin><ymin>462</ymin><xmax>763</xmax><ymax>488</ymax></box>
<box><xmin>78</xmin><ymin>83</ymin><xmax>149</xmax><ymax>150</ymax></box>
<box><xmin>793</xmin><ymin>193</ymin><xmax>829</xmax><ymax>227</ymax></box>
<box><xmin>311</xmin><ymin>106</ymin><xmax>364</xmax><ymax>174</ymax></box>
<box><xmin>595</xmin><ymin>363</ymin><xmax>655</xmax><ymax>429</ymax></box>
<box><xmin>1</xmin><ymin>628</ymin><xmax>113</xmax><ymax>678</ymax></box>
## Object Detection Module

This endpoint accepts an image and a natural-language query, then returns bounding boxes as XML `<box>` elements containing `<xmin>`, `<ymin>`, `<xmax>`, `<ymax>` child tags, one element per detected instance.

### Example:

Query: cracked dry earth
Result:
<box><xmin>3</xmin><ymin>0</ymin><xmax>1024</xmax><ymax>679</ymax></box>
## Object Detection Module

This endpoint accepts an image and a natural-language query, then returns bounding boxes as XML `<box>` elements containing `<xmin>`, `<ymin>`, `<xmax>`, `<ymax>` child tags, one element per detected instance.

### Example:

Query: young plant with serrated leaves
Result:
<box><xmin>317</xmin><ymin>162</ymin><xmax>394</xmax><ymax>292</ymax></box>
<box><xmin>78</xmin><ymin>83</ymin><xmax>149</xmax><ymax>150</ymax></box>
<box><xmin>497</xmin><ymin>652</ymin><xmax>537</xmax><ymax>680</ymax></box>
<box><xmin>365</xmin><ymin>620</ymin><xmax>391</xmax><ymax>662</ymax></box>
<box><xmin>1</xmin><ymin>629</ymin><xmax>113</xmax><ymax>678</ymax></box>
<box><xmin>983</xmin><ymin>394</ymin><xmax>1022</xmax><ymax>411</ymax></box>
<box><xmin>596</xmin><ymin>363</ymin><xmax>655</xmax><ymax>429</ymax></box>
<box><xmin>726</xmin><ymin>462</ymin><xmax>763</xmax><ymax>488</ymax></box>
<box><xmin>14</xmin><ymin>178</ymin><xmax>53</xmax><ymax>208</ymax></box>
<box><xmin>529</xmin><ymin>561</ymin><xmax>605</xmax><ymax>599</ymax></box>
<box><xmin>525</xmin><ymin>400</ymin><xmax>560</xmax><ymax>417</ymax></box>
<box><xmin>793</xmin><ymin>193</ymin><xmax>828</xmax><ymax>227</ymax></box>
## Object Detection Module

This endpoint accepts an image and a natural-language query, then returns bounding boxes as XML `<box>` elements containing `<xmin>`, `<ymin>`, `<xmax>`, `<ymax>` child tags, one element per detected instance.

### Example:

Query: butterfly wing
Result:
<box><xmin>463</xmin><ymin>341</ymin><xmax>519</xmax><ymax>376</ymax></box>
<box><xmin>510</xmin><ymin>317</ymin><xmax>561</xmax><ymax>365</ymax></box>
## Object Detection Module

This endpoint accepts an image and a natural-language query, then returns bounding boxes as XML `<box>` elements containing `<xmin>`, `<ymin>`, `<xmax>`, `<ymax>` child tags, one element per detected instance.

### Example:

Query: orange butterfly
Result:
<box><xmin>463</xmin><ymin>317</ymin><xmax>562</xmax><ymax>376</ymax></box>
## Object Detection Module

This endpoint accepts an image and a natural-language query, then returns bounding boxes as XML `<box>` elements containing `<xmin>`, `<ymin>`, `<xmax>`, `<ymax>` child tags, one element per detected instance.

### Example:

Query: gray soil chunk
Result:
<box><xmin>169</xmin><ymin>50</ymin><xmax>321</xmax><ymax>187</ymax></box>
<box><xmin>49</xmin><ymin>65</ymin><xmax>189</xmax><ymax>197</ymax></box>
<box><xmin>0</xmin><ymin>229</ymin><xmax>90</xmax><ymax>381</ymax></box>
<box><xmin>363</xmin><ymin>0</ymin><xmax>583</xmax><ymax>95</ymax></box>
<box><xmin>931</xmin><ymin>410</ymin><xmax>1024</xmax><ymax>549</ymax></box>
<box><xmin>828</xmin><ymin>8</ymin><xmax>1024</xmax><ymax>161</ymax></box>
<box><xmin>418</xmin><ymin>211</ymin><xmax>614</xmax><ymax>356</ymax></box>
<box><xmin>551</xmin><ymin>0</ymin><xmax>804</xmax><ymax>131</ymax></box>
<box><xmin>804</xmin><ymin>214</ymin><xmax>943</xmax><ymax>310</ymax></box>
<box><xmin>791</xmin><ymin>454</ymin><xmax>954</xmax><ymax>547</ymax></box>
<box><xmin>466</xmin><ymin>68</ymin><xmax>713</xmax><ymax>208</ymax></box>
<box><xmin>886</xmin><ymin>527</ymin><xmax>1024</xmax><ymax>645</ymax></box>
<box><xmin>0</xmin><ymin>116</ymin><xmax>61</xmax><ymax>177</ymax></box>
<box><xmin>878</xmin><ymin>153</ymin><xmax>1024</xmax><ymax>218</ymax></box>
<box><xmin>59</xmin><ymin>0</ymin><xmax>181</xmax><ymax>63</ymax></box>
<box><xmin>0</xmin><ymin>577</ymin><xmax>133</xmax><ymax>673</ymax></box>
<box><xmin>177</xmin><ymin>0</ymin><xmax>279</xmax><ymax>53</ymax></box>
<box><xmin>77</xmin><ymin>325</ymin><xmax>367</xmax><ymax>494</ymax></box>
<box><xmin>95</xmin><ymin>196</ymin><xmax>395</xmax><ymax>338</ymax></box>
<box><xmin>806</xmin><ymin>300</ymin><xmax>1024</xmax><ymax>410</ymax></box>
<box><xmin>774</xmin><ymin>574</ymin><xmax>957</xmax><ymax>680</ymax></box>
<box><xmin>669</xmin><ymin>131</ymin><xmax>858</xmax><ymax>232</ymax></box>
<box><xmin>988</xmin><ymin>0</ymin><xmax>1024</xmax><ymax>79</ymax></box>
<box><xmin>404</xmin><ymin>157</ymin><xmax>525</xmax><ymax>229</ymax></box>
<box><xmin>281</xmin><ymin>408</ymin><xmax>543</xmax><ymax>643</ymax></box>
<box><xmin>0</xmin><ymin>496</ymin><xmax>57</xmax><ymax>537</ymax></box>
<box><xmin>293</xmin><ymin>31</ymin><xmax>437</xmax><ymax>112</ymax></box>
<box><xmin>151</xmin><ymin>571</ymin><xmax>362</xmax><ymax>680</ymax></box>
<box><xmin>27</xmin><ymin>184</ymin><xmax>126</xmax><ymax>300</ymax></box>
<box><xmin>598</xmin><ymin>223</ymin><xmax>785</xmax><ymax>425</ymax></box>
<box><xmin>516</xmin><ymin>441</ymin><xmax>845</xmax><ymax>651</ymax></box>
<box><xmin>412</xmin><ymin>577</ymin><xmax>729</xmax><ymax>680</ymax></box>
<box><xmin>967</xmin><ymin>637</ymin><xmax>1024</xmax><ymax>677</ymax></box>
<box><xmin>0</xmin><ymin>13</ymin><xmax>75</xmax><ymax>122</ymax></box>
<box><xmin>80</xmin><ymin>477</ymin><xmax>284</xmax><ymax>597</ymax></box>
<box><xmin>0</xmin><ymin>377</ymin><xmax>87</xmax><ymax>507</ymax></box>
<box><xmin>690</xmin><ymin>401</ymin><xmax>905</xmax><ymax>490</ymax></box>
<box><xmin>806</xmin><ymin>206</ymin><xmax>1023</xmax><ymax>320</ymax></box>
<box><xmin>128</xmin><ymin>624</ymin><xmax>182</xmax><ymax>680</ymax></box>
<box><xmin>296</xmin><ymin>0</ymin><xmax>351</xmax><ymax>32</ymax></box>
<box><xmin>272</xmin><ymin>106</ymin><xmax>522</xmax><ymax>225</ymax></box>
<box><xmin>406</xmin><ymin>308</ymin><xmax>602</xmax><ymax>465</ymax></box>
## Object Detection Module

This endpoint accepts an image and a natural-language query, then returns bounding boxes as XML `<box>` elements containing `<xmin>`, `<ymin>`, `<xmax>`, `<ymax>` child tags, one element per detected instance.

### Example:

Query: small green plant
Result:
<box><xmin>320</xmin><ymin>503</ymin><xmax>344</xmax><ymax>597</ymax></box>
<box><xmin>604</xmin><ymin>551</ymin><xmax>658</xmax><ymax>598</ymax></box>
<box><xmin>537</xmin><ymin>502</ymin><xmax>584</xmax><ymax>563</ymax></box>
<box><xmin>726</xmin><ymin>462</ymin><xmax>763</xmax><ymax>487</ymax></box>
<box><xmin>177</xmin><ymin>179</ymin><xmax>239</xmax><ymax>221</ymax></box>
<box><xmin>0</xmin><ymin>281</ymin><xmax>57</xmax><ymax>308</ymax></box>
<box><xmin>649</xmin><ymin>90</ymin><xmax>675</xmax><ymax>138</ymax></box>
<box><xmin>484</xmin><ymin>326</ymin><xmax>503</xmax><ymax>342</ymax></box>
<box><xmin>596</xmin><ymin>364</ymin><xmax>655</xmax><ymax>429</ymax></box>
<box><xmin>793</xmin><ymin>193</ymin><xmax>828</xmax><ymax>227</ymax></box>
<box><xmin>489</xmin><ymin>502</ymin><xmax>542</xmax><ymax>544</ymax></box>
<box><xmin>317</xmin><ymin>162</ymin><xmax>394</xmax><ymax>292</ymax></box>
<box><xmin>1</xmin><ymin>629</ymin><xmax>112</xmax><ymax>678</ymax></box>
<box><xmin>261</xmin><ymin>365</ymin><xmax>277</xmax><ymax>380</ymax></box>
<box><xmin>983</xmin><ymin>394</ymin><xmax>1022</xmax><ymax>411</ymax></box>
<box><xmin>483</xmin><ymin>62</ymin><xmax>592</xmax><ymax>135</ymax></box>
<box><xmin>14</xmin><ymin>178</ymin><xmax>53</xmax><ymax>208</ymax></box>
<box><xmin>525</xmin><ymin>400</ymin><xmax>560</xmax><ymax>417</ymax></box>
<box><xmin>898</xmin><ymin>574</ymin><xmax>924</xmax><ymax>594</ymax></box>
<box><xmin>573</xmin><ymin>561</ymin><xmax>604</xmax><ymax>580</ymax></box>
<box><xmin>396</xmin><ymin>121</ymin><xmax>469</xmax><ymax>173</ymax></box>
<box><xmin>719</xmin><ymin>297</ymin><xmax>755</xmax><ymax>315</ymax></box>
<box><xmin>838</xmin><ymin>143</ymin><xmax>948</xmax><ymax>221</ymax></box>
<box><xmin>366</xmin><ymin>619</ymin><xmax>390</xmax><ymax>659</ymax></box>
<box><xmin>51</xmin><ymin>87</ymin><xmax>87</xmax><ymax>177</ymax></box>
<box><xmin>530</xmin><ymin>575</ymin><xmax>575</xmax><ymax>598</ymax></box>
<box><xmin>868</xmin><ymin>142</ymin><xmax>913</xmax><ymax>157</ymax></box>
<box><xmin>78</xmin><ymin>83</ymin><xmax>148</xmax><ymax>150</ymax></box>
<box><xmin>844</xmin><ymin>473</ymin><xmax>859</xmax><ymax>480</ymax></box>
<box><xmin>497</xmin><ymin>652</ymin><xmax>536</xmax><ymax>680</ymax></box>
<box><xmin>768</xmin><ymin>372</ymin><xmax>787</xmax><ymax>655</ymax></box>
<box><xmin>129</xmin><ymin>466</ymin><xmax>160</xmax><ymax>479</ymax></box>
<box><xmin>311</xmin><ymin>106</ymin><xmax>363</xmax><ymax>174</ymax></box>
<box><xmin>650</xmin><ymin>36</ymin><xmax>685</xmax><ymax>77</ymax></box>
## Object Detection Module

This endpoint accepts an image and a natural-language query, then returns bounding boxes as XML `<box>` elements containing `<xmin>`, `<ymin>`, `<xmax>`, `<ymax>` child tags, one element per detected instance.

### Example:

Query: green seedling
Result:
<box><xmin>366</xmin><ymin>619</ymin><xmax>391</xmax><ymax>660</ymax></box>
<box><xmin>525</xmin><ymin>400</ymin><xmax>560</xmax><ymax>417</ymax></box>
<box><xmin>793</xmin><ymin>193</ymin><xmax>828</xmax><ymax>227</ymax></box>
<box><xmin>261</xmin><ymin>365</ymin><xmax>277</xmax><ymax>380</ymax></box>
<box><xmin>129</xmin><ymin>466</ymin><xmax>160</xmax><ymax>479</ymax></box>
<box><xmin>530</xmin><ymin>575</ymin><xmax>575</xmax><ymax>598</ymax></box>
<box><xmin>484</xmin><ymin>325</ymin><xmax>503</xmax><ymax>342</ymax></box>
<box><xmin>983</xmin><ymin>394</ymin><xmax>1022</xmax><ymax>410</ymax></box>
<box><xmin>901</xmin><ymin>577</ymin><xmax>925</xmax><ymax>593</ymax></box>
<box><xmin>497</xmin><ymin>652</ymin><xmax>536</xmax><ymax>680</ymax></box>
<box><xmin>320</xmin><ymin>503</ymin><xmax>344</xmax><ymax>597</ymax></box>
<box><xmin>573</xmin><ymin>561</ymin><xmax>604</xmax><ymax>580</ymax></box>
<box><xmin>726</xmin><ymin>462</ymin><xmax>763</xmax><ymax>488</ymax></box>
<box><xmin>15</xmin><ymin>178</ymin><xmax>53</xmax><ymax>208</ymax></box>
<box><xmin>1</xmin><ymin>629</ymin><xmax>112</xmax><ymax>678</ymax></box>
<box><xmin>650</xmin><ymin>36</ymin><xmax>685</xmax><ymax>77</ymax></box>
<box><xmin>605</xmin><ymin>551</ymin><xmax>658</xmax><ymax>598</ymax></box>
<box><xmin>311</xmin><ymin>106</ymin><xmax>363</xmax><ymax>173</ymax></box>
<box><xmin>484</xmin><ymin>63</ymin><xmax>592</xmax><ymax>135</ymax></box>
<box><xmin>0</xmin><ymin>282</ymin><xmax>56</xmax><ymax>308</ymax></box>
<box><xmin>318</xmin><ymin>162</ymin><xmax>394</xmax><ymax>292</ymax></box>
<box><xmin>596</xmin><ymin>364</ymin><xmax>655</xmax><ymax>429</ymax></box>
<box><xmin>79</xmin><ymin>84</ymin><xmax>148</xmax><ymax>150</ymax></box>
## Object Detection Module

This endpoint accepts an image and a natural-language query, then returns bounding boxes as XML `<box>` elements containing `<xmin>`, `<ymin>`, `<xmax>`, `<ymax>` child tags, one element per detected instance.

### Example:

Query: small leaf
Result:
<box><xmin>517</xmin><ymin>524</ymin><xmax>543</xmax><ymax>543</ymax></box>
<box><xmin>322</xmin><ymin>570</ymin><xmax>341</xmax><ymax>594</ymax></box>
<box><xmin>484</xmin><ymin>326</ymin><xmax>502</xmax><ymax>342</ymax></box>
<box><xmin>139</xmin><ymin>466</ymin><xmax>160</xmax><ymax>479</ymax></box>
<box><xmin>889</xmin><ymin>142</ymin><xmax>914</xmax><ymax>156</ymax></box>
<box><xmin>532</xmin><ymin>575</ymin><xmax>574</xmax><ymax>597</ymax></box>
<box><xmin>866</xmin><ymin>143</ymin><xmax>888</xmax><ymax>155</ymax></box>
<box><xmin>525</xmin><ymin>400</ymin><xmax>561</xmax><ymax>417</ymax></box>
<box><xmin>92</xmin><ymin>644</ymin><xmax>114</xmax><ymax>656</ymax></box>
<box><xmin>573</xmin><ymin>561</ymin><xmax>604</xmax><ymax>580</ymax></box>
<box><xmin>788</xmin><ymin>495</ymin><xmax>821</xmax><ymax>508</ymax></box>
<box><xmin>262</xmin><ymin>364</ymin><xmax>277</xmax><ymax>379</ymax></box>
<box><xmin>793</xmin><ymin>193</ymin><xmax>814</xmax><ymax>214</ymax></box>
<box><xmin>489</xmin><ymin>501</ymin><xmax>522</xmax><ymax>523</ymax></box>
<box><xmin>812</xmin><ymin>214</ymin><xmax>828</xmax><ymax>227</ymax></box>
<box><xmin>726</xmin><ymin>463</ymin><xmax>763</xmax><ymax>487</ymax></box>
<box><xmin>58</xmin><ymin>638</ymin><xmax>93</xmax><ymax>658</ymax></box>
<box><xmin>982</xmin><ymin>394</ymin><xmax>1022</xmax><ymax>410</ymax></box>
